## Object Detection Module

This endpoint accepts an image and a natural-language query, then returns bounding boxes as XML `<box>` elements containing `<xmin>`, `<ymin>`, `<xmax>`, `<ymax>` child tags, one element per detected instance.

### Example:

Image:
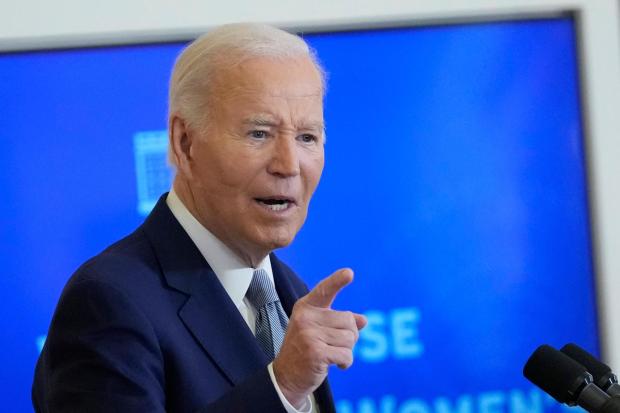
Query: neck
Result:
<box><xmin>172</xmin><ymin>177</ymin><xmax>267</xmax><ymax>267</ymax></box>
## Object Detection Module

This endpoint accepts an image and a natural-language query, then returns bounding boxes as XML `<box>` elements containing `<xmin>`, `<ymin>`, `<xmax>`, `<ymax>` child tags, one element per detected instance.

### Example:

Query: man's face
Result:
<box><xmin>183</xmin><ymin>56</ymin><xmax>325</xmax><ymax>263</ymax></box>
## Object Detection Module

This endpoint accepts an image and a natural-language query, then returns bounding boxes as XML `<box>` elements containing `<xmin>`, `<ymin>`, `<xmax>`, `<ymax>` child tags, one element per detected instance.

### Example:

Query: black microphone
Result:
<box><xmin>523</xmin><ymin>344</ymin><xmax>612</xmax><ymax>412</ymax></box>
<box><xmin>561</xmin><ymin>343</ymin><xmax>620</xmax><ymax>398</ymax></box>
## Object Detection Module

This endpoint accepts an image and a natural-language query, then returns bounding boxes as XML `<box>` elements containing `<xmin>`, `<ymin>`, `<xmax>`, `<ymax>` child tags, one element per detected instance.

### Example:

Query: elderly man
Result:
<box><xmin>32</xmin><ymin>23</ymin><xmax>366</xmax><ymax>412</ymax></box>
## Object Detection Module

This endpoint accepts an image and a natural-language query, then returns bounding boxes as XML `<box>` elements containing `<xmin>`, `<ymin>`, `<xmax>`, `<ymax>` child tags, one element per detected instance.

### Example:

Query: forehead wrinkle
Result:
<box><xmin>211</xmin><ymin>64</ymin><xmax>324</xmax><ymax>131</ymax></box>
<box><xmin>214</xmin><ymin>65</ymin><xmax>322</xmax><ymax>100</ymax></box>
<box><xmin>243</xmin><ymin>115</ymin><xmax>280</xmax><ymax>127</ymax></box>
<box><xmin>242</xmin><ymin>113</ymin><xmax>324</xmax><ymax>132</ymax></box>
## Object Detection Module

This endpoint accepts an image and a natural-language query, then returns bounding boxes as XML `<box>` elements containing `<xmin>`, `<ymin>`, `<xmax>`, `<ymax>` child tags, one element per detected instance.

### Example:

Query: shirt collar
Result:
<box><xmin>166</xmin><ymin>189</ymin><xmax>274</xmax><ymax>309</ymax></box>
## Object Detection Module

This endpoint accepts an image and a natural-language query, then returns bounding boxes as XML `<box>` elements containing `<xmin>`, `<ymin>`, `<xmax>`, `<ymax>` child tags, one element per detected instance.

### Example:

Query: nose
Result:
<box><xmin>267</xmin><ymin>135</ymin><xmax>300</xmax><ymax>178</ymax></box>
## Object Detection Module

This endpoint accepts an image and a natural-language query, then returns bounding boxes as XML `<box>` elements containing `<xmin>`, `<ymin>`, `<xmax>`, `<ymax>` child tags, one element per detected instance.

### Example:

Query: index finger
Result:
<box><xmin>304</xmin><ymin>268</ymin><xmax>354</xmax><ymax>308</ymax></box>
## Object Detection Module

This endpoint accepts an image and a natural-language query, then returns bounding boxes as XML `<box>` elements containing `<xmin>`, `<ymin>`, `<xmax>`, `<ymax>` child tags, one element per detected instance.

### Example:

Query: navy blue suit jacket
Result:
<box><xmin>32</xmin><ymin>195</ymin><xmax>336</xmax><ymax>412</ymax></box>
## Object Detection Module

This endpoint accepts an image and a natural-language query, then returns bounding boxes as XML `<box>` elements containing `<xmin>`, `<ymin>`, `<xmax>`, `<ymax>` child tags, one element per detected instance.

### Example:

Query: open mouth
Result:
<box><xmin>254</xmin><ymin>197</ymin><xmax>296</xmax><ymax>212</ymax></box>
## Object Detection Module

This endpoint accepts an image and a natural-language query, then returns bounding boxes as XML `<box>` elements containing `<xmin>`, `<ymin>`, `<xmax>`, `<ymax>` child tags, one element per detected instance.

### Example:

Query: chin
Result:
<box><xmin>267</xmin><ymin>234</ymin><xmax>296</xmax><ymax>251</ymax></box>
<box><xmin>259</xmin><ymin>227</ymin><xmax>298</xmax><ymax>252</ymax></box>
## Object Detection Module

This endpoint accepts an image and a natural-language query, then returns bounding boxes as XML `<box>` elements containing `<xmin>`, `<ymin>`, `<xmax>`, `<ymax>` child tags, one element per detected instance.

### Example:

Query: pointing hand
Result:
<box><xmin>273</xmin><ymin>269</ymin><xmax>367</xmax><ymax>408</ymax></box>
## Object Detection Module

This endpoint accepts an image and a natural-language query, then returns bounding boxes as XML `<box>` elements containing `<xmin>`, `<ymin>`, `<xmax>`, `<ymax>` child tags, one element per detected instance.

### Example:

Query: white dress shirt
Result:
<box><xmin>166</xmin><ymin>189</ymin><xmax>317</xmax><ymax>413</ymax></box>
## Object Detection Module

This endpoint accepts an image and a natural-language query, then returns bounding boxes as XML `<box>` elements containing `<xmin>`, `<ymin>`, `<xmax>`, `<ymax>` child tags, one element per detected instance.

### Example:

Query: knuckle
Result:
<box><xmin>346</xmin><ymin>329</ymin><xmax>356</xmax><ymax>345</ymax></box>
<box><xmin>345</xmin><ymin>311</ymin><xmax>357</xmax><ymax>327</ymax></box>
<box><xmin>344</xmin><ymin>349</ymin><xmax>353</xmax><ymax>366</ymax></box>
<box><xmin>336</xmin><ymin>349</ymin><xmax>354</xmax><ymax>369</ymax></box>
<box><xmin>291</xmin><ymin>305</ymin><xmax>309</xmax><ymax>323</ymax></box>
<box><xmin>295</xmin><ymin>310</ymin><xmax>311</xmax><ymax>325</ymax></box>
<box><xmin>336</xmin><ymin>310</ymin><xmax>353</xmax><ymax>326</ymax></box>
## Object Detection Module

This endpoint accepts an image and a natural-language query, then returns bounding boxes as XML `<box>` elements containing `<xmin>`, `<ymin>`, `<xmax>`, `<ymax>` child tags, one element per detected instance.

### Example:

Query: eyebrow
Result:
<box><xmin>243</xmin><ymin>116</ymin><xmax>279</xmax><ymax>127</ymax></box>
<box><xmin>242</xmin><ymin>116</ymin><xmax>324</xmax><ymax>131</ymax></box>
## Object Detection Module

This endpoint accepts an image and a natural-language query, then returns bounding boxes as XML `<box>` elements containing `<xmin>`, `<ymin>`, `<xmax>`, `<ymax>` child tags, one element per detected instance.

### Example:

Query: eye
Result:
<box><xmin>249</xmin><ymin>130</ymin><xmax>269</xmax><ymax>139</ymax></box>
<box><xmin>298</xmin><ymin>133</ymin><xmax>318</xmax><ymax>144</ymax></box>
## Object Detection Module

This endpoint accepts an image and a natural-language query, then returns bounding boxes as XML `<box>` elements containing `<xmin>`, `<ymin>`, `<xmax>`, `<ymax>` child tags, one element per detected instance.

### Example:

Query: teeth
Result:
<box><xmin>257</xmin><ymin>200</ymin><xmax>290</xmax><ymax>211</ymax></box>
<box><xmin>266</xmin><ymin>202</ymin><xmax>289</xmax><ymax>211</ymax></box>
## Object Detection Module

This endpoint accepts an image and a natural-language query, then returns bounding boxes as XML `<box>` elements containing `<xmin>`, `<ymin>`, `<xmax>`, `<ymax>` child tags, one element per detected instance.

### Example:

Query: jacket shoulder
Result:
<box><xmin>65</xmin><ymin>227</ymin><xmax>168</xmax><ymax>304</ymax></box>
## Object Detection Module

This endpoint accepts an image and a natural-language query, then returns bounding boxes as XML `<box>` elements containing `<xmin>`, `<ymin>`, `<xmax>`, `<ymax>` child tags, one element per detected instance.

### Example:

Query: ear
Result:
<box><xmin>169</xmin><ymin>114</ymin><xmax>194</xmax><ymax>178</ymax></box>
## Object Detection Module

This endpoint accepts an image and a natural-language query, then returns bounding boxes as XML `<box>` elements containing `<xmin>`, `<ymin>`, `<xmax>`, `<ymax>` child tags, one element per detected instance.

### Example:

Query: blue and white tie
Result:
<box><xmin>246</xmin><ymin>268</ymin><xmax>289</xmax><ymax>360</ymax></box>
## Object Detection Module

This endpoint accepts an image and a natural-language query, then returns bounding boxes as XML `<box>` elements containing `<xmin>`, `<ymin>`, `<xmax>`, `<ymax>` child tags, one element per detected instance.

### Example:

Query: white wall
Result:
<box><xmin>3</xmin><ymin>0</ymin><xmax>620</xmax><ymax>366</ymax></box>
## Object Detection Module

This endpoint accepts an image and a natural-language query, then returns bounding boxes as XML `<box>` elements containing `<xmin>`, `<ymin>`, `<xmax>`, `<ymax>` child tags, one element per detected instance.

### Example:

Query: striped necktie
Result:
<box><xmin>246</xmin><ymin>268</ymin><xmax>289</xmax><ymax>360</ymax></box>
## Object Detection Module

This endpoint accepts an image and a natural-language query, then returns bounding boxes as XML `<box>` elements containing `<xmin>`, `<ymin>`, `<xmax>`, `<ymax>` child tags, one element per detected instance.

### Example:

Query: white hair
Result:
<box><xmin>167</xmin><ymin>22</ymin><xmax>326</xmax><ymax>167</ymax></box>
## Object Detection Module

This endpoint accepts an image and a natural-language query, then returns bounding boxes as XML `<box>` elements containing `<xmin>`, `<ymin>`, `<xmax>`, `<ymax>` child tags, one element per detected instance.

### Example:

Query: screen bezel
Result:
<box><xmin>1</xmin><ymin>9</ymin><xmax>611</xmax><ymax>364</ymax></box>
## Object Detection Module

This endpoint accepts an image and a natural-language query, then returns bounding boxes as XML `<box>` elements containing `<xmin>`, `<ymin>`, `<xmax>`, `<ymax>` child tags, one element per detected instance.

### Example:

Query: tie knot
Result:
<box><xmin>246</xmin><ymin>269</ymin><xmax>278</xmax><ymax>309</ymax></box>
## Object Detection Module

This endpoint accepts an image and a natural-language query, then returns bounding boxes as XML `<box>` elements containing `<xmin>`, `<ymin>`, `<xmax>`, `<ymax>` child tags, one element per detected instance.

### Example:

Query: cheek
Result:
<box><xmin>305</xmin><ymin>154</ymin><xmax>325</xmax><ymax>193</ymax></box>
<box><xmin>191</xmin><ymin>137</ymin><xmax>256</xmax><ymax>190</ymax></box>
<box><xmin>194</xmin><ymin>155</ymin><xmax>254</xmax><ymax>195</ymax></box>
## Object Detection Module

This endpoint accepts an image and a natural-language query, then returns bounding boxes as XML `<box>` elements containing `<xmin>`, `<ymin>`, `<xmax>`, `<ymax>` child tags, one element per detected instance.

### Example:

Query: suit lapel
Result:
<box><xmin>143</xmin><ymin>194</ymin><xmax>336</xmax><ymax>412</ymax></box>
<box><xmin>142</xmin><ymin>194</ymin><xmax>268</xmax><ymax>385</ymax></box>
<box><xmin>177</xmin><ymin>271</ymin><xmax>270</xmax><ymax>385</ymax></box>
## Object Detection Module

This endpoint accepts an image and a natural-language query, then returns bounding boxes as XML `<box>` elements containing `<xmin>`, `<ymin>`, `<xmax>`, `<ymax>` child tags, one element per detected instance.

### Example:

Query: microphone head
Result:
<box><xmin>523</xmin><ymin>344</ymin><xmax>592</xmax><ymax>405</ymax></box>
<box><xmin>561</xmin><ymin>343</ymin><xmax>613</xmax><ymax>387</ymax></box>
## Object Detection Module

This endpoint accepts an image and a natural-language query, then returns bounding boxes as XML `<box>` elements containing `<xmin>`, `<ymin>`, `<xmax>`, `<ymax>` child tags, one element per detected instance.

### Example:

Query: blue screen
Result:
<box><xmin>0</xmin><ymin>18</ymin><xmax>597</xmax><ymax>412</ymax></box>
